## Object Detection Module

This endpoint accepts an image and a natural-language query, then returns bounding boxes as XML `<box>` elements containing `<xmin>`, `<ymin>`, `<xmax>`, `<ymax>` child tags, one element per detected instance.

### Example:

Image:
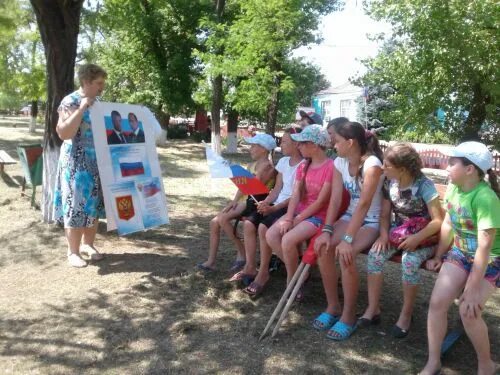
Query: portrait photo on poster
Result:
<box><xmin>105</xmin><ymin>110</ymin><xmax>146</xmax><ymax>145</ymax></box>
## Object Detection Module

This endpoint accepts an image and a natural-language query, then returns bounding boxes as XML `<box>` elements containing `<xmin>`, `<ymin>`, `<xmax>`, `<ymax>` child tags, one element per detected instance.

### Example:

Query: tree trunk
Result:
<box><xmin>462</xmin><ymin>83</ymin><xmax>489</xmax><ymax>142</ymax></box>
<box><xmin>266</xmin><ymin>84</ymin><xmax>280</xmax><ymax>136</ymax></box>
<box><xmin>226</xmin><ymin>108</ymin><xmax>239</xmax><ymax>153</ymax></box>
<box><xmin>211</xmin><ymin>74</ymin><xmax>223</xmax><ymax>155</ymax></box>
<box><xmin>30</xmin><ymin>0</ymin><xmax>83</xmax><ymax>223</ymax></box>
<box><xmin>210</xmin><ymin>0</ymin><xmax>226</xmax><ymax>155</ymax></box>
<box><xmin>29</xmin><ymin>99</ymin><xmax>38</xmax><ymax>133</ymax></box>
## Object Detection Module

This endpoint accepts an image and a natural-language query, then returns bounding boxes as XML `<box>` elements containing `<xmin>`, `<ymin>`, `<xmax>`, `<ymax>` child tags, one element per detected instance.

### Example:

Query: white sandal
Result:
<box><xmin>68</xmin><ymin>253</ymin><xmax>88</xmax><ymax>268</ymax></box>
<box><xmin>80</xmin><ymin>244</ymin><xmax>104</xmax><ymax>261</ymax></box>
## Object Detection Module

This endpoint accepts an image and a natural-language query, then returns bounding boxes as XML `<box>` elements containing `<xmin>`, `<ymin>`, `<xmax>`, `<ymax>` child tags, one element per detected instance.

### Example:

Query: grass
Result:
<box><xmin>0</xmin><ymin>119</ymin><xmax>498</xmax><ymax>374</ymax></box>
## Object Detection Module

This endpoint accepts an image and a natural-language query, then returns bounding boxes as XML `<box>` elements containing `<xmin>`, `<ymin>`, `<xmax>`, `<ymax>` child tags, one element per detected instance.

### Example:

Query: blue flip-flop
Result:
<box><xmin>229</xmin><ymin>259</ymin><xmax>246</xmax><ymax>273</ymax></box>
<box><xmin>197</xmin><ymin>263</ymin><xmax>215</xmax><ymax>272</ymax></box>
<box><xmin>326</xmin><ymin>320</ymin><xmax>357</xmax><ymax>341</ymax></box>
<box><xmin>312</xmin><ymin>312</ymin><xmax>340</xmax><ymax>331</ymax></box>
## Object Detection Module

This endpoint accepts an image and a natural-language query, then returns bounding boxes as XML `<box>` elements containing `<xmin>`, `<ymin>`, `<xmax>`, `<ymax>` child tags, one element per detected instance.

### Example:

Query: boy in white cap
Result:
<box><xmin>420</xmin><ymin>141</ymin><xmax>499</xmax><ymax>375</ymax></box>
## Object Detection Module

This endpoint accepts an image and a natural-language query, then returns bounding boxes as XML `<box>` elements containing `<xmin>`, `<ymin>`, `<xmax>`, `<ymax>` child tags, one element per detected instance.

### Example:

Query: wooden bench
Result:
<box><xmin>17</xmin><ymin>144</ymin><xmax>43</xmax><ymax>207</ymax></box>
<box><xmin>0</xmin><ymin>150</ymin><xmax>17</xmax><ymax>173</ymax></box>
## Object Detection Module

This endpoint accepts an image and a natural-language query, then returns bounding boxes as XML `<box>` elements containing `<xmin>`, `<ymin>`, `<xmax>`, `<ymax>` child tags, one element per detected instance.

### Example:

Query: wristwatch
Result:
<box><xmin>342</xmin><ymin>234</ymin><xmax>353</xmax><ymax>244</ymax></box>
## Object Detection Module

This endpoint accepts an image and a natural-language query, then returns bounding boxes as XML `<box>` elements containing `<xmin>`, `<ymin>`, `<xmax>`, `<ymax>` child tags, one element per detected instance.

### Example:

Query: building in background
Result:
<box><xmin>312</xmin><ymin>82</ymin><xmax>363</xmax><ymax>124</ymax></box>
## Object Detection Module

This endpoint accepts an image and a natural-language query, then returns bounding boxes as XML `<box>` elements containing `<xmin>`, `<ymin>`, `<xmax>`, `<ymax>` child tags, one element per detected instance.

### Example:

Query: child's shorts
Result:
<box><xmin>443</xmin><ymin>246</ymin><xmax>500</xmax><ymax>288</ymax></box>
<box><xmin>339</xmin><ymin>213</ymin><xmax>379</xmax><ymax>231</ymax></box>
<box><xmin>303</xmin><ymin>216</ymin><xmax>323</xmax><ymax>228</ymax></box>
<box><xmin>260</xmin><ymin>207</ymin><xmax>288</xmax><ymax>228</ymax></box>
<box><xmin>239</xmin><ymin>194</ymin><xmax>268</xmax><ymax>226</ymax></box>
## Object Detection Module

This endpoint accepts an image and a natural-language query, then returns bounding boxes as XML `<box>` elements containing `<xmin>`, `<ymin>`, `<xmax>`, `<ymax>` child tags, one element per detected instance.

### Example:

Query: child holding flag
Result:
<box><xmin>198</xmin><ymin>134</ymin><xmax>276</xmax><ymax>273</ymax></box>
<box><xmin>243</xmin><ymin>127</ymin><xmax>304</xmax><ymax>296</ymax></box>
<box><xmin>420</xmin><ymin>142</ymin><xmax>499</xmax><ymax>375</ymax></box>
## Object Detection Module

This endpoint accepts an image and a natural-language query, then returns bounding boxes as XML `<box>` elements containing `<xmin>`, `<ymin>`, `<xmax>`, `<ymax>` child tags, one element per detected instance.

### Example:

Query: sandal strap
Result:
<box><xmin>313</xmin><ymin>312</ymin><xmax>339</xmax><ymax>330</ymax></box>
<box><xmin>327</xmin><ymin>321</ymin><xmax>357</xmax><ymax>340</ymax></box>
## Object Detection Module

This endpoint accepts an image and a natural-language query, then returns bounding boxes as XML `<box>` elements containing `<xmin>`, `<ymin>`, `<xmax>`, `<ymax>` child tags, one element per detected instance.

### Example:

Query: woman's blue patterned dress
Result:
<box><xmin>54</xmin><ymin>91</ymin><xmax>105</xmax><ymax>227</ymax></box>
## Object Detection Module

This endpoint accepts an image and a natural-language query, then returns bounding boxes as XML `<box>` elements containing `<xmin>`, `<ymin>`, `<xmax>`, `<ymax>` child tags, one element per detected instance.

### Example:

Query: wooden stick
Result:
<box><xmin>271</xmin><ymin>263</ymin><xmax>311</xmax><ymax>338</ymax></box>
<box><xmin>250</xmin><ymin>195</ymin><xmax>259</xmax><ymax>204</ymax></box>
<box><xmin>259</xmin><ymin>261</ymin><xmax>306</xmax><ymax>341</ymax></box>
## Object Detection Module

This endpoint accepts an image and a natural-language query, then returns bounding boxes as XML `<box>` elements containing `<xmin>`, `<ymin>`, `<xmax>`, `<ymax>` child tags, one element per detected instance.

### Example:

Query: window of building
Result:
<box><xmin>321</xmin><ymin>100</ymin><xmax>331</xmax><ymax>122</ymax></box>
<box><xmin>340</xmin><ymin>99</ymin><xmax>352</xmax><ymax>118</ymax></box>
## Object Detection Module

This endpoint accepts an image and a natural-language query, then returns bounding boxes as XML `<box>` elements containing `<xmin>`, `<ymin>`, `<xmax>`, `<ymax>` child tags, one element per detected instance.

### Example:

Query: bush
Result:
<box><xmin>190</xmin><ymin>131</ymin><xmax>207</xmax><ymax>143</ymax></box>
<box><xmin>168</xmin><ymin>124</ymin><xmax>188</xmax><ymax>139</ymax></box>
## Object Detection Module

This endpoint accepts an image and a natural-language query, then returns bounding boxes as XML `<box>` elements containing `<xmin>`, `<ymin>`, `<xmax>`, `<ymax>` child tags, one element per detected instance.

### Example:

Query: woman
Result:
<box><xmin>54</xmin><ymin>64</ymin><xmax>107</xmax><ymax>267</ymax></box>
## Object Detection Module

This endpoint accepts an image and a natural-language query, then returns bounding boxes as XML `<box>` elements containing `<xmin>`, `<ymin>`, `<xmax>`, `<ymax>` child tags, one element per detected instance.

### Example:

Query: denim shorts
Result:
<box><xmin>339</xmin><ymin>213</ymin><xmax>379</xmax><ymax>230</ymax></box>
<box><xmin>443</xmin><ymin>247</ymin><xmax>500</xmax><ymax>288</ymax></box>
<box><xmin>303</xmin><ymin>215</ymin><xmax>323</xmax><ymax>228</ymax></box>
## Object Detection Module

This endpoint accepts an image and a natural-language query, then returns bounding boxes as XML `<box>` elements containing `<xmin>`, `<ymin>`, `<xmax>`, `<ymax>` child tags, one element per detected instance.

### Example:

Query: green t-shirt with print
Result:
<box><xmin>444</xmin><ymin>181</ymin><xmax>500</xmax><ymax>258</ymax></box>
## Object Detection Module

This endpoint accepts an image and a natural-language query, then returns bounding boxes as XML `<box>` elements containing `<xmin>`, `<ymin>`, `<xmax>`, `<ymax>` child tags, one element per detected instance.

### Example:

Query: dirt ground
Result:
<box><xmin>0</xmin><ymin>118</ymin><xmax>498</xmax><ymax>374</ymax></box>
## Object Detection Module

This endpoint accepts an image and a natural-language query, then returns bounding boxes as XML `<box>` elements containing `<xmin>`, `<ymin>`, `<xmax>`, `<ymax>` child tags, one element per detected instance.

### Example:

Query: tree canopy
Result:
<box><xmin>358</xmin><ymin>0</ymin><xmax>499</xmax><ymax>145</ymax></box>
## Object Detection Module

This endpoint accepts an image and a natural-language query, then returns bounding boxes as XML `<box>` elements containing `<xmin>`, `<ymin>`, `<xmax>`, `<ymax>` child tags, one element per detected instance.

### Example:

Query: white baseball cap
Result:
<box><xmin>446</xmin><ymin>141</ymin><xmax>493</xmax><ymax>174</ymax></box>
<box><xmin>244</xmin><ymin>133</ymin><xmax>277</xmax><ymax>151</ymax></box>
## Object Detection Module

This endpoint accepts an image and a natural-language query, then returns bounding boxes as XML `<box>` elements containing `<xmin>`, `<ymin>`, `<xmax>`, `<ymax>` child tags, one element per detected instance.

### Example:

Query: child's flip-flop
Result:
<box><xmin>229</xmin><ymin>260</ymin><xmax>246</xmax><ymax>273</ymax></box>
<box><xmin>326</xmin><ymin>320</ymin><xmax>357</xmax><ymax>341</ymax></box>
<box><xmin>243</xmin><ymin>281</ymin><xmax>267</xmax><ymax>296</ymax></box>
<box><xmin>312</xmin><ymin>312</ymin><xmax>340</xmax><ymax>331</ymax></box>
<box><xmin>197</xmin><ymin>263</ymin><xmax>215</xmax><ymax>272</ymax></box>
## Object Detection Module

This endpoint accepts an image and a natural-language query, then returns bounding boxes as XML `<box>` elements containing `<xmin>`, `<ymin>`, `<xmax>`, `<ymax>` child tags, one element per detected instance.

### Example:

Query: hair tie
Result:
<box><xmin>365</xmin><ymin>130</ymin><xmax>373</xmax><ymax>139</ymax></box>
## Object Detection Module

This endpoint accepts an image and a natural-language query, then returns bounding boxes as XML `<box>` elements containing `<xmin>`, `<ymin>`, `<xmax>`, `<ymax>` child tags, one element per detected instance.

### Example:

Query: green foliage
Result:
<box><xmin>0</xmin><ymin>0</ymin><xmax>45</xmax><ymax>110</ymax></box>
<box><xmin>358</xmin><ymin>0</ymin><xmax>500</xmax><ymax>143</ymax></box>
<box><xmin>92</xmin><ymin>0</ymin><xmax>207</xmax><ymax>116</ymax></box>
<box><xmin>196</xmin><ymin>0</ymin><xmax>340</xmax><ymax>131</ymax></box>
<box><xmin>167</xmin><ymin>124</ymin><xmax>189</xmax><ymax>139</ymax></box>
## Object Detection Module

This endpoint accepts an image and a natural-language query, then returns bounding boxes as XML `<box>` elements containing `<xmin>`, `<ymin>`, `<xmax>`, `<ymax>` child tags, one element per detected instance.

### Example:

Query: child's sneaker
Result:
<box><xmin>68</xmin><ymin>253</ymin><xmax>88</xmax><ymax>268</ymax></box>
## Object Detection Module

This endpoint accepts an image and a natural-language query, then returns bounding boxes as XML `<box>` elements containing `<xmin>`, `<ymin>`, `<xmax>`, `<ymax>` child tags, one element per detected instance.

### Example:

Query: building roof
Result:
<box><xmin>315</xmin><ymin>82</ymin><xmax>362</xmax><ymax>96</ymax></box>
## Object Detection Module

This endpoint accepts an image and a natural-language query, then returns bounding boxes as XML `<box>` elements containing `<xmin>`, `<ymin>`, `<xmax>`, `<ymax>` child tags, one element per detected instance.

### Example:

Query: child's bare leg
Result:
<box><xmin>338</xmin><ymin>226</ymin><xmax>378</xmax><ymax>326</ymax></box>
<box><xmin>202</xmin><ymin>203</ymin><xmax>245</xmax><ymax>268</ymax></box>
<box><xmin>266</xmin><ymin>219</ymin><xmax>285</xmax><ymax>260</ymax></box>
<box><xmin>253</xmin><ymin>224</ymin><xmax>272</xmax><ymax>285</ymax></box>
<box><xmin>219</xmin><ymin>203</ymin><xmax>246</xmax><ymax>261</ymax></box>
<box><xmin>281</xmin><ymin>222</ymin><xmax>316</xmax><ymax>284</ymax></box>
<box><xmin>459</xmin><ymin>278</ymin><xmax>495</xmax><ymax>375</ymax></box>
<box><xmin>420</xmin><ymin>263</ymin><xmax>466</xmax><ymax>375</ymax></box>
<box><xmin>242</xmin><ymin>220</ymin><xmax>258</xmax><ymax>275</ymax></box>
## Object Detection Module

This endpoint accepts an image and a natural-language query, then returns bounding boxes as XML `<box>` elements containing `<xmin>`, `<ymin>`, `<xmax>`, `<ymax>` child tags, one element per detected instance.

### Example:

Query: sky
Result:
<box><xmin>294</xmin><ymin>0</ymin><xmax>392</xmax><ymax>88</ymax></box>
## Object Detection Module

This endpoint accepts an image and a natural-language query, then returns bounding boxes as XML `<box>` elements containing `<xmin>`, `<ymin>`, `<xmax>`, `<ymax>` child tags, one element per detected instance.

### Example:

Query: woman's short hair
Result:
<box><xmin>78</xmin><ymin>64</ymin><xmax>107</xmax><ymax>85</ymax></box>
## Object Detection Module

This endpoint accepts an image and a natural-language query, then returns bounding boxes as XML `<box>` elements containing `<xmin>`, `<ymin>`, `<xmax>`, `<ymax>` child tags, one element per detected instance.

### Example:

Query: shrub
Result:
<box><xmin>168</xmin><ymin>124</ymin><xmax>188</xmax><ymax>139</ymax></box>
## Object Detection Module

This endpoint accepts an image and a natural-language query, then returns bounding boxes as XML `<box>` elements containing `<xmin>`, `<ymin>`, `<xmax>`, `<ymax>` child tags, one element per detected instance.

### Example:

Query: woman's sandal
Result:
<box><xmin>79</xmin><ymin>244</ymin><xmax>104</xmax><ymax>261</ymax></box>
<box><xmin>326</xmin><ymin>320</ymin><xmax>358</xmax><ymax>341</ymax></box>
<box><xmin>356</xmin><ymin>314</ymin><xmax>381</xmax><ymax>329</ymax></box>
<box><xmin>312</xmin><ymin>312</ymin><xmax>340</xmax><ymax>331</ymax></box>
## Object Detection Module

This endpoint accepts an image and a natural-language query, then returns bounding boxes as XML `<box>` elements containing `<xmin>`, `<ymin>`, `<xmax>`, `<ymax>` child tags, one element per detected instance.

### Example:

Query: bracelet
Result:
<box><xmin>323</xmin><ymin>224</ymin><xmax>334</xmax><ymax>231</ymax></box>
<box><xmin>321</xmin><ymin>227</ymin><xmax>333</xmax><ymax>234</ymax></box>
<box><xmin>283</xmin><ymin>218</ymin><xmax>293</xmax><ymax>223</ymax></box>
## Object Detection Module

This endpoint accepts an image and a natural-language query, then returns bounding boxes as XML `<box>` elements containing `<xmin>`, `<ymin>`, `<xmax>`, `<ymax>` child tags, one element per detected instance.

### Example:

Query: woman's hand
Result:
<box><xmin>372</xmin><ymin>233</ymin><xmax>389</xmax><ymax>254</ymax></box>
<box><xmin>79</xmin><ymin>96</ymin><xmax>95</xmax><ymax>111</ymax></box>
<box><xmin>425</xmin><ymin>256</ymin><xmax>442</xmax><ymax>272</ymax></box>
<box><xmin>314</xmin><ymin>232</ymin><xmax>331</xmax><ymax>257</ymax></box>
<box><xmin>336</xmin><ymin>240</ymin><xmax>355</xmax><ymax>267</ymax></box>
<box><xmin>398</xmin><ymin>234</ymin><xmax>421</xmax><ymax>252</ymax></box>
<box><xmin>222</xmin><ymin>201</ymin><xmax>238</xmax><ymax>213</ymax></box>
<box><xmin>279</xmin><ymin>219</ymin><xmax>293</xmax><ymax>235</ymax></box>
<box><xmin>459</xmin><ymin>286</ymin><xmax>483</xmax><ymax>319</ymax></box>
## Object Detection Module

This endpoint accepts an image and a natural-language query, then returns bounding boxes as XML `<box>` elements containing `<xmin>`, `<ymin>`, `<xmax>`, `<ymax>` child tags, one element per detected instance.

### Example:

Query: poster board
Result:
<box><xmin>90</xmin><ymin>102</ymin><xmax>169</xmax><ymax>235</ymax></box>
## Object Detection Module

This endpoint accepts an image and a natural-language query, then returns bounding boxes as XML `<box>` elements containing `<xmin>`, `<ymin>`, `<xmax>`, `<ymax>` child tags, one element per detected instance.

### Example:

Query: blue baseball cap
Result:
<box><xmin>244</xmin><ymin>133</ymin><xmax>277</xmax><ymax>151</ymax></box>
<box><xmin>290</xmin><ymin>124</ymin><xmax>330</xmax><ymax>148</ymax></box>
